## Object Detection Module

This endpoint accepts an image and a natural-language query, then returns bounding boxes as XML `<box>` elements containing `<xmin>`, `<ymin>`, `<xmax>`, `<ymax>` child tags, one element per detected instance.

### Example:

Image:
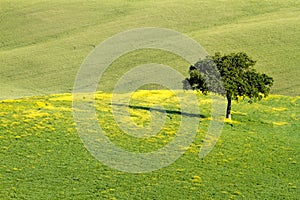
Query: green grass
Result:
<box><xmin>0</xmin><ymin>91</ymin><xmax>299</xmax><ymax>199</ymax></box>
<box><xmin>1</xmin><ymin>0</ymin><xmax>300</xmax><ymax>199</ymax></box>
<box><xmin>1</xmin><ymin>0</ymin><xmax>300</xmax><ymax>99</ymax></box>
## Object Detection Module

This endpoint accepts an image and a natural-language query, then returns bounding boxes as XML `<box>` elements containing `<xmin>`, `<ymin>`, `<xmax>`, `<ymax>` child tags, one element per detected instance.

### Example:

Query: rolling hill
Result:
<box><xmin>1</xmin><ymin>0</ymin><xmax>300</xmax><ymax>99</ymax></box>
<box><xmin>0</xmin><ymin>0</ymin><xmax>299</xmax><ymax>199</ymax></box>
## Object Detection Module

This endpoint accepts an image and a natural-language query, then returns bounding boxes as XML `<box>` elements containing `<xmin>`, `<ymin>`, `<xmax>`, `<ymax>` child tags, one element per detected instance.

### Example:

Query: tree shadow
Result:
<box><xmin>111</xmin><ymin>103</ymin><xmax>206</xmax><ymax>118</ymax></box>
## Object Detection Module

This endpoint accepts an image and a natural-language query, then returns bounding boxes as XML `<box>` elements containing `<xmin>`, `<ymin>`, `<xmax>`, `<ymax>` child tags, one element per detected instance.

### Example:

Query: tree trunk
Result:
<box><xmin>226</xmin><ymin>94</ymin><xmax>232</xmax><ymax>119</ymax></box>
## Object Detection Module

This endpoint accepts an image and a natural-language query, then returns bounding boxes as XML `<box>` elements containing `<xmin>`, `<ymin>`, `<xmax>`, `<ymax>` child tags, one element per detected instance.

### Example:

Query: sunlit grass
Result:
<box><xmin>0</xmin><ymin>91</ymin><xmax>299</xmax><ymax>199</ymax></box>
<box><xmin>0</xmin><ymin>0</ymin><xmax>300</xmax><ymax>99</ymax></box>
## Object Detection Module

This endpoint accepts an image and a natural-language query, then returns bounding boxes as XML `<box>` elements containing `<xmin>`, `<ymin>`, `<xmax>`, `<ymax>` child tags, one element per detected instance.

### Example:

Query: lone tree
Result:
<box><xmin>184</xmin><ymin>52</ymin><xmax>274</xmax><ymax>119</ymax></box>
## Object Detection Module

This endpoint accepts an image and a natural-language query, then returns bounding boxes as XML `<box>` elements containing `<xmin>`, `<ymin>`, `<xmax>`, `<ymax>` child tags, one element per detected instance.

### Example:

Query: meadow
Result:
<box><xmin>1</xmin><ymin>91</ymin><xmax>299</xmax><ymax>199</ymax></box>
<box><xmin>1</xmin><ymin>0</ymin><xmax>300</xmax><ymax>99</ymax></box>
<box><xmin>0</xmin><ymin>0</ymin><xmax>300</xmax><ymax>199</ymax></box>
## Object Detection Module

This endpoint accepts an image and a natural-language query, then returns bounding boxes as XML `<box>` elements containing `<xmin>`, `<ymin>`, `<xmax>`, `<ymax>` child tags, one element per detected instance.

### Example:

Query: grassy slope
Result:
<box><xmin>0</xmin><ymin>0</ymin><xmax>299</xmax><ymax>199</ymax></box>
<box><xmin>1</xmin><ymin>0</ymin><xmax>300</xmax><ymax>99</ymax></box>
<box><xmin>0</xmin><ymin>91</ymin><xmax>299</xmax><ymax>199</ymax></box>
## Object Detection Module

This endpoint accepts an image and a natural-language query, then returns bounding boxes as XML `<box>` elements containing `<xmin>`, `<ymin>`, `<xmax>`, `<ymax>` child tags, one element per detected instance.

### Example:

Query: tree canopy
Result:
<box><xmin>185</xmin><ymin>52</ymin><xmax>274</xmax><ymax>119</ymax></box>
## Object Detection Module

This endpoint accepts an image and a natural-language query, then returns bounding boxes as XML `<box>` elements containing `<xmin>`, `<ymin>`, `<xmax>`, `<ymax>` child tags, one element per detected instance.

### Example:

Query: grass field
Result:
<box><xmin>1</xmin><ymin>0</ymin><xmax>300</xmax><ymax>199</ymax></box>
<box><xmin>1</xmin><ymin>0</ymin><xmax>300</xmax><ymax>99</ymax></box>
<box><xmin>1</xmin><ymin>91</ymin><xmax>299</xmax><ymax>199</ymax></box>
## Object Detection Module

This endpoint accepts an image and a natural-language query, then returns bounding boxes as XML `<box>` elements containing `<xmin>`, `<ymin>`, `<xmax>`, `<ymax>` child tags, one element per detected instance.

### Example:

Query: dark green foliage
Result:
<box><xmin>185</xmin><ymin>52</ymin><xmax>274</xmax><ymax>118</ymax></box>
